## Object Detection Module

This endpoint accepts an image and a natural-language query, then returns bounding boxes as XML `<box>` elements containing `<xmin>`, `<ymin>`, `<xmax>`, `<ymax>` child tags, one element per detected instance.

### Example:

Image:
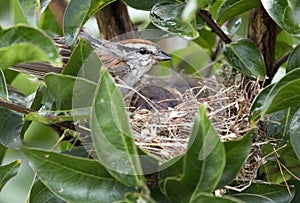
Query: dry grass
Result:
<box><xmin>131</xmin><ymin>75</ymin><xmax>266</xmax><ymax>186</ymax></box>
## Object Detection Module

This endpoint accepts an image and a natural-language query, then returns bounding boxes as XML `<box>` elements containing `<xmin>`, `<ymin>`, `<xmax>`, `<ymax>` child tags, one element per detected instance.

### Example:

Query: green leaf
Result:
<box><xmin>150</xmin><ymin>2</ymin><xmax>199</xmax><ymax>40</ymax></box>
<box><xmin>0</xmin><ymin>70</ymin><xmax>8</xmax><ymax>100</ymax></box>
<box><xmin>231</xmin><ymin>183</ymin><xmax>295</xmax><ymax>203</ymax></box>
<box><xmin>124</xmin><ymin>192</ymin><xmax>156</xmax><ymax>203</ymax></box>
<box><xmin>19</xmin><ymin>0</ymin><xmax>54</xmax><ymax>26</ymax></box>
<box><xmin>90</xmin><ymin>69</ymin><xmax>145</xmax><ymax>187</ymax></box>
<box><xmin>0</xmin><ymin>107</ymin><xmax>23</xmax><ymax>148</ymax></box>
<box><xmin>12</xmin><ymin>0</ymin><xmax>28</xmax><ymax>25</ymax></box>
<box><xmin>22</xmin><ymin>147</ymin><xmax>135</xmax><ymax>203</ymax></box>
<box><xmin>64</xmin><ymin>0</ymin><xmax>115</xmax><ymax>46</ymax></box>
<box><xmin>163</xmin><ymin>106</ymin><xmax>226</xmax><ymax>203</ymax></box>
<box><xmin>40</xmin><ymin>0</ymin><xmax>52</xmax><ymax>13</ymax></box>
<box><xmin>62</xmin><ymin>39</ymin><xmax>101</xmax><ymax>83</ymax></box>
<box><xmin>249</xmin><ymin>84</ymin><xmax>274</xmax><ymax>122</ymax></box>
<box><xmin>217</xmin><ymin>0</ymin><xmax>260</xmax><ymax>24</ymax></box>
<box><xmin>28</xmin><ymin>178</ymin><xmax>66</xmax><ymax>203</ymax></box>
<box><xmin>275</xmin><ymin>41</ymin><xmax>292</xmax><ymax>60</ymax></box>
<box><xmin>39</xmin><ymin>7</ymin><xmax>63</xmax><ymax>36</ymax></box>
<box><xmin>192</xmin><ymin>192</ymin><xmax>244</xmax><ymax>203</ymax></box>
<box><xmin>262</xmin><ymin>0</ymin><xmax>300</xmax><ymax>34</ymax></box>
<box><xmin>0</xmin><ymin>25</ymin><xmax>60</xmax><ymax>68</ymax></box>
<box><xmin>182</xmin><ymin>0</ymin><xmax>209</xmax><ymax>22</ymax></box>
<box><xmin>217</xmin><ymin>133</ymin><xmax>252</xmax><ymax>188</ymax></box>
<box><xmin>0</xmin><ymin>160</ymin><xmax>20</xmax><ymax>192</ymax></box>
<box><xmin>44</xmin><ymin>73</ymin><xmax>97</xmax><ymax>110</ymax></box>
<box><xmin>0</xmin><ymin>143</ymin><xmax>6</xmax><ymax>164</ymax></box>
<box><xmin>289</xmin><ymin>180</ymin><xmax>300</xmax><ymax>203</ymax></box>
<box><xmin>261</xmin><ymin>68</ymin><xmax>300</xmax><ymax>116</ymax></box>
<box><xmin>18</xmin><ymin>0</ymin><xmax>39</xmax><ymax>26</ymax></box>
<box><xmin>222</xmin><ymin>38</ymin><xmax>266</xmax><ymax>80</ymax></box>
<box><xmin>286</xmin><ymin>44</ymin><xmax>300</xmax><ymax>73</ymax></box>
<box><xmin>266</xmin><ymin>107</ymin><xmax>299</xmax><ymax>141</ymax></box>
<box><xmin>289</xmin><ymin>108</ymin><xmax>300</xmax><ymax>160</ymax></box>
<box><xmin>123</xmin><ymin>0</ymin><xmax>161</xmax><ymax>10</ymax></box>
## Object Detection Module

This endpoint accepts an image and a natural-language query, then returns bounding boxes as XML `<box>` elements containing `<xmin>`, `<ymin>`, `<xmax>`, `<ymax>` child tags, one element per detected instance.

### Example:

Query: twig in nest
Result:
<box><xmin>271</xmin><ymin>144</ymin><xmax>293</xmax><ymax>197</ymax></box>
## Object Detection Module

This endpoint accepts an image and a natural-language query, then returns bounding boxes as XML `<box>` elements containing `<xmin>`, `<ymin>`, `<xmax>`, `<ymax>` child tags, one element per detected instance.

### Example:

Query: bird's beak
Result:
<box><xmin>154</xmin><ymin>51</ymin><xmax>172</xmax><ymax>61</ymax></box>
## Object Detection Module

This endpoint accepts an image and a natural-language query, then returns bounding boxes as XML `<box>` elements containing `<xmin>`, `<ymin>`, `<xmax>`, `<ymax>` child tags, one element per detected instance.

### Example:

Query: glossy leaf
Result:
<box><xmin>217</xmin><ymin>0</ymin><xmax>260</xmax><ymax>24</ymax></box>
<box><xmin>262</xmin><ymin>0</ymin><xmax>300</xmax><ymax>34</ymax></box>
<box><xmin>261</xmin><ymin>68</ymin><xmax>300</xmax><ymax>116</ymax></box>
<box><xmin>124</xmin><ymin>192</ymin><xmax>156</xmax><ymax>203</ymax></box>
<box><xmin>217</xmin><ymin>133</ymin><xmax>252</xmax><ymax>188</ymax></box>
<box><xmin>0</xmin><ymin>160</ymin><xmax>20</xmax><ymax>192</ymax></box>
<box><xmin>18</xmin><ymin>0</ymin><xmax>52</xmax><ymax>26</ymax></box>
<box><xmin>29</xmin><ymin>178</ymin><xmax>66</xmax><ymax>203</ymax></box>
<box><xmin>289</xmin><ymin>108</ymin><xmax>300</xmax><ymax>160</ymax></box>
<box><xmin>0</xmin><ymin>107</ymin><xmax>23</xmax><ymax>148</ymax></box>
<box><xmin>64</xmin><ymin>0</ymin><xmax>115</xmax><ymax>45</ymax></box>
<box><xmin>0</xmin><ymin>143</ymin><xmax>6</xmax><ymax>164</ymax></box>
<box><xmin>192</xmin><ymin>193</ymin><xmax>244</xmax><ymax>203</ymax></box>
<box><xmin>266</xmin><ymin>107</ymin><xmax>298</xmax><ymax>140</ymax></box>
<box><xmin>39</xmin><ymin>7</ymin><xmax>63</xmax><ymax>35</ymax></box>
<box><xmin>22</xmin><ymin>147</ymin><xmax>135</xmax><ymax>203</ymax></box>
<box><xmin>18</xmin><ymin>0</ymin><xmax>39</xmax><ymax>26</ymax></box>
<box><xmin>222</xmin><ymin>39</ymin><xmax>266</xmax><ymax>80</ymax></box>
<box><xmin>231</xmin><ymin>183</ymin><xmax>295</xmax><ymax>203</ymax></box>
<box><xmin>275</xmin><ymin>41</ymin><xmax>292</xmax><ymax>60</ymax></box>
<box><xmin>90</xmin><ymin>69</ymin><xmax>145</xmax><ymax>187</ymax></box>
<box><xmin>62</xmin><ymin>39</ymin><xmax>102</xmax><ymax>83</ymax></box>
<box><xmin>40</xmin><ymin>0</ymin><xmax>52</xmax><ymax>13</ymax></box>
<box><xmin>289</xmin><ymin>180</ymin><xmax>300</xmax><ymax>203</ymax></box>
<box><xmin>0</xmin><ymin>70</ymin><xmax>8</xmax><ymax>100</ymax></box>
<box><xmin>0</xmin><ymin>25</ymin><xmax>60</xmax><ymax>68</ymax></box>
<box><xmin>249</xmin><ymin>84</ymin><xmax>274</xmax><ymax>122</ymax></box>
<box><xmin>163</xmin><ymin>106</ymin><xmax>226</xmax><ymax>203</ymax></box>
<box><xmin>44</xmin><ymin>73</ymin><xmax>97</xmax><ymax>110</ymax></box>
<box><xmin>12</xmin><ymin>0</ymin><xmax>28</xmax><ymax>25</ymax></box>
<box><xmin>286</xmin><ymin>44</ymin><xmax>300</xmax><ymax>73</ymax></box>
<box><xmin>182</xmin><ymin>0</ymin><xmax>209</xmax><ymax>22</ymax></box>
<box><xmin>150</xmin><ymin>2</ymin><xmax>199</xmax><ymax>40</ymax></box>
<box><xmin>123</xmin><ymin>0</ymin><xmax>161</xmax><ymax>10</ymax></box>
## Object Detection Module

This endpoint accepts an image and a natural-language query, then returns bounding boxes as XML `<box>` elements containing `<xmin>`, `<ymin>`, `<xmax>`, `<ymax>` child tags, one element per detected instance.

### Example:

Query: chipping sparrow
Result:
<box><xmin>13</xmin><ymin>32</ymin><xmax>171</xmax><ymax>90</ymax></box>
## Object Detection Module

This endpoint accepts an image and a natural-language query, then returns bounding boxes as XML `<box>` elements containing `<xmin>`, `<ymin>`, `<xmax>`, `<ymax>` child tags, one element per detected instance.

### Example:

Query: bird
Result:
<box><xmin>12</xmin><ymin>32</ymin><xmax>171</xmax><ymax>90</ymax></box>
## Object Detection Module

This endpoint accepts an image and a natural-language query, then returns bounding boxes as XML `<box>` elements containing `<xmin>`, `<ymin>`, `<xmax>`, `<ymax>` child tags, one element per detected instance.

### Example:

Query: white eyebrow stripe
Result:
<box><xmin>123</xmin><ymin>43</ymin><xmax>158</xmax><ymax>53</ymax></box>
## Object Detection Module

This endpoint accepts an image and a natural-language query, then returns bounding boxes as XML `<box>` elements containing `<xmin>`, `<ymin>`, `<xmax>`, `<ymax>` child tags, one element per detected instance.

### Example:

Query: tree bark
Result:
<box><xmin>248</xmin><ymin>4</ymin><xmax>277</xmax><ymax>85</ymax></box>
<box><xmin>95</xmin><ymin>1</ymin><xmax>135</xmax><ymax>40</ymax></box>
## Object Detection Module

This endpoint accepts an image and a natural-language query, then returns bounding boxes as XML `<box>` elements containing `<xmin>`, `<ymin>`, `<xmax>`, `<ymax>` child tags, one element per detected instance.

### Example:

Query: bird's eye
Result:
<box><xmin>139</xmin><ymin>47</ymin><xmax>148</xmax><ymax>55</ymax></box>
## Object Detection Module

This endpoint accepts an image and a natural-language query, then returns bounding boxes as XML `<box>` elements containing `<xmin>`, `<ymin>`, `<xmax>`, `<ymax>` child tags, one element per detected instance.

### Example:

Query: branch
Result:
<box><xmin>248</xmin><ymin>4</ymin><xmax>277</xmax><ymax>85</ymax></box>
<box><xmin>273</xmin><ymin>52</ymin><xmax>290</xmax><ymax>70</ymax></box>
<box><xmin>0</xmin><ymin>99</ymin><xmax>90</xmax><ymax>136</ymax></box>
<box><xmin>95</xmin><ymin>1</ymin><xmax>135</xmax><ymax>40</ymax></box>
<box><xmin>0</xmin><ymin>99</ymin><xmax>34</xmax><ymax>114</ymax></box>
<box><xmin>198</xmin><ymin>9</ymin><xmax>232</xmax><ymax>44</ymax></box>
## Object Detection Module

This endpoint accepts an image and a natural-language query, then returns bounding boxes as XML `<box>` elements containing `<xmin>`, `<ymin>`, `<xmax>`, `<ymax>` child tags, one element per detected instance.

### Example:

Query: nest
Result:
<box><xmin>131</xmin><ymin>75</ymin><xmax>266</xmax><ymax>185</ymax></box>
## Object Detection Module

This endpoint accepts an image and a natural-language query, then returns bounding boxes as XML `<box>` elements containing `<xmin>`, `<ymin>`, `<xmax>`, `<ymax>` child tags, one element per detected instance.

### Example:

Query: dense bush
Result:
<box><xmin>0</xmin><ymin>0</ymin><xmax>300</xmax><ymax>202</ymax></box>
